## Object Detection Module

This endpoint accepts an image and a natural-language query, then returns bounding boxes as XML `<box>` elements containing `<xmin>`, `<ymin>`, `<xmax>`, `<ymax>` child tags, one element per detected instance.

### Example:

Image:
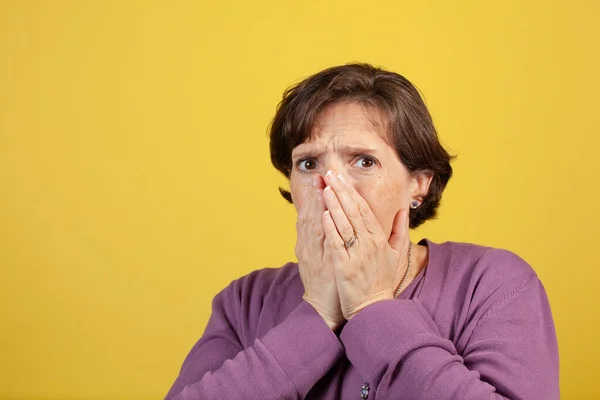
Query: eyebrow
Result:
<box><xmin>292</xmin><ymin>145</ymin><xmax>379</xmax><ymax>159</ymax></box>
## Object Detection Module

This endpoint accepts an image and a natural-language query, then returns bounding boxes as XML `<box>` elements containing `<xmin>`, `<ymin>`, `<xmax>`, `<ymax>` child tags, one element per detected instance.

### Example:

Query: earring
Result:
<box><xmin>410</xmin><ymin>200</ymin><xmax>419</xmax><ymax>209</ymax></box>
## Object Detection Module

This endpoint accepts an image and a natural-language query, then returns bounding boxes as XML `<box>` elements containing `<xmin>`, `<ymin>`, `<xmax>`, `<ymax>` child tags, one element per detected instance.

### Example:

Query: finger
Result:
<box><xmin>310</xmin><ymin>181</ymin><xmax>326</xmax><ymax>243</ymax></box>
<box><xmin>298</xmin><ymin>175</ymin><xmax>325</xmax><ymax>233</ymax></box>
<box><xmin>388</xmin><ymin>208</ymin><xmax>410</xmax><ymax>252</ymax></box>
<box><xmin>310</xmin><ymin>174</ymin><xmax>326</xmax><ymax>221</ymax></box>
<box><xmin>322</xmin><ymin>210</ymin><xmax>348</xmax><ymax>258</ymax></box>
<box><xmin>324</xmin><ymin>170</ymin><xmax>381</xmax><ymax>235</ymax></box>
<box><xmin>322</xmin><ymin>185</ymin><xmax>356</xmax><ymax>244</ymax></box>
<box><xmin>354</xmin><ymin>194</ymin><xmax>381</xmax><ymax>235</ymax></box>
<box><xmin>296</xmin><ymin>179</ymin><xmax>313</xmax><ymax>223</ymax></box>
<box><xmin>326</xmin><ymin>179</ymin><xmax>381</xmax><ymax>236</ymax></box>
<box><xmin>296</xmin><ymin>176</ymin><xmax>321</xmax><ymax>247</ymax></box>
<box><xmin>324</xmin><ymin>170</ymin><xmax>366</xmax><ymax>235</ymax></box>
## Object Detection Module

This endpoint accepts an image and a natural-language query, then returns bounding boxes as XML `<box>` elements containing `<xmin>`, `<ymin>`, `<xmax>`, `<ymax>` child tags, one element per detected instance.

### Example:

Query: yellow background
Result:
<box><xmin>1</xmin><ymin>1</ymin><xmax>598</xmax><ymax>399</ymax></box>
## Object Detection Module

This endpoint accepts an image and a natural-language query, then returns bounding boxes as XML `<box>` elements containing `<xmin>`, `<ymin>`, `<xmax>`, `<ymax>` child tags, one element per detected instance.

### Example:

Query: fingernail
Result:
<box><xmin>337</xmin><ymin>173</ymin><xmax>346</xmax><ymax>185</ymax></box>
<box><xmin>324</xmin><ymin>186</ymin><xmax>334</xmax><ymax>198</ymax></box>
<box><xmin>325</xmin><ymin>170</ymin><xmax>334</xmax><ymax>182</ymax></box>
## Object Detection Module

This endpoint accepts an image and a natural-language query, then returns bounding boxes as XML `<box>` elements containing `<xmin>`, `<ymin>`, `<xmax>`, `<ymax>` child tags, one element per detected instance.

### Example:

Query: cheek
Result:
<box><xmin>289</xmin><ymin>173</ymin><xmax>310</xmax><ymax>212</ymax></box>
<box><xmin>355</xmin><ymin>178</ymin><xmax>407</xmax><ymax>234</ymax></box>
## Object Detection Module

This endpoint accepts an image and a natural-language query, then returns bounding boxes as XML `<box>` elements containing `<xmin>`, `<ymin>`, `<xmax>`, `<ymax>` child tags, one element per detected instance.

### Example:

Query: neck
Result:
<box><xmin>411</xmin><ymin>242</ymin><xmax>429</xmax><ymax>276</ymax></box>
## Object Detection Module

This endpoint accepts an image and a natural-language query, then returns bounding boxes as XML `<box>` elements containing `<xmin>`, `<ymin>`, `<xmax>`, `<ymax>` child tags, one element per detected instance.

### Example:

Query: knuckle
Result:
<box><xmin>313</xmin><ymin>228</ymin><xmax>324</xmax><ymax>240</ymax></box>
<box><xmin>358</xmin><ymin>201</ymin><xmax>371</xmax><ymax>216</ymax></box>
<box><xmin>325</xmin><ymin>237</ymin><xmax>341</xmax><ymax>251</ymax></box>
<box><xmin>297</xmin><ymin>215</ymin><xmax>314</xmax><ymax>227</ymax></box>
<box><xmin>341</xmin><ymin>224</ymin><xmax>354</xmax><ymax>237</ymax></box>
<box><xmin>346</xmin><ymin>207</ymin><xmax>361</xmax><ymax>220</ymax></box>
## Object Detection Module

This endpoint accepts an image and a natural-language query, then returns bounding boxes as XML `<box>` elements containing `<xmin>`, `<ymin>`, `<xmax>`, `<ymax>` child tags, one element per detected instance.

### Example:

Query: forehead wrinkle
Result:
<box><xmin>292</xmin><ymin>102</ymin><xmax>388</xmax><ymax>158</ymax></box>
<box><xmin>292</xmin><ymin>134</ymin><xmax>379</xmax><ymax>159</ymax></box>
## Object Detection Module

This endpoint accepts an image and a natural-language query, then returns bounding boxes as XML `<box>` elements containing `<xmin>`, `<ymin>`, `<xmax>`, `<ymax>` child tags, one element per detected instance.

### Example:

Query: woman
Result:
<box><xmin>165</xmin><ymin>64</ymin><xmax>559</xmax><ymax>399</ymax></box>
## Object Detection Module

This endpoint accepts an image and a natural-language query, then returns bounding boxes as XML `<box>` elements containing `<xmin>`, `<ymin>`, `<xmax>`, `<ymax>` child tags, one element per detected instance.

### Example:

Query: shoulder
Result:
<box><xmin>220</xmin><ymin>262</ymin><xmax>300</xmax><ymax>308</ymax></box>
<box><xmin>419</xmin><ymin>240</ymin><xmax>546</xmax><ymax>342</ymax></box>
<box><xmin>422</xmin><ymin>240</ymin><xmax>539</xmax><ymax>318</ymax></box>
<box><xmin>214</xmin><ymin>262</ymin><xmax>302</xmax><ymax>344</ymax></box>
<box><xmin>427</xmin><ymin>239</ymin><xmax>536</xmax><ymax>283</ymax></box>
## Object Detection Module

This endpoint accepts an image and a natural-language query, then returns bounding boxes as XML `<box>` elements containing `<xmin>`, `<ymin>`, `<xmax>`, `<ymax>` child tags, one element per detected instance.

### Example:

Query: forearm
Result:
<box><xmin>167</xmin><ymin>301</ymin><xmax>344</xmax><ymax>400</ymax></box>
<box><xmin>170</xmin><ymin>339</ymin><xmax>300</xmax><ymax>400</ymax></box>
<box><xmin>340</xmin><ymin>297</ymin><xmax>558</xmax><ymax>400</ymax></box>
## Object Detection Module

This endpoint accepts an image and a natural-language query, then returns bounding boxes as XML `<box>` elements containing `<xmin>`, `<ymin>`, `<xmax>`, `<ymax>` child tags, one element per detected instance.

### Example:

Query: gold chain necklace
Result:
<box><xmin>393</xmin><ymin>241</ymin><xmax>413</xmax><ymax>299</ymax></box>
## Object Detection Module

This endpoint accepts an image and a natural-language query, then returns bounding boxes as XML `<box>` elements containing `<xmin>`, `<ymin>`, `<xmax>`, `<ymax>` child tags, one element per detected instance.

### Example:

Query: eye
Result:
<box><xmin>352</xmin><ymin>155</ymin><xmax>378</xmax><ymax>170</ymax></box>
<box><xmin>295</xmin><ymin>158</ymin><xmax>318</xmax><ymax>173</ymax></box>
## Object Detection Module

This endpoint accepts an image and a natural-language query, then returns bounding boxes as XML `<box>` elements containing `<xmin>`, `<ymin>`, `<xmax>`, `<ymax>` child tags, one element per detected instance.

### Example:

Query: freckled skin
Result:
<box><xmin>290</xmin><ymin>102</ymin><xmax>424</xmax><ymax>239</ymax></box>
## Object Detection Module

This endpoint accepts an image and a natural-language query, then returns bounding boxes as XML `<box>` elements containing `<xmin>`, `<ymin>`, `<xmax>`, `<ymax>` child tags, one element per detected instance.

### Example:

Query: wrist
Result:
<box><xmin>324</xmin><ymin>317</ymin><xmax>345</xmax><ymax>332</ymax></box>
<box><xmin>345</xmin><ymin>295</ymin><xmax>394</xmax><ymax>320</ymax></box>
<box><xmin>302</xmin><ymin>297</ymin><xmax>345</xmax><ymax>332</ymax></box>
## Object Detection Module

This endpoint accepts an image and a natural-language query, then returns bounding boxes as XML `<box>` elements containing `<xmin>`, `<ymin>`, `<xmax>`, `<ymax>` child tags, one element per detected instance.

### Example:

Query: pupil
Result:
<box><xmin>362</xmin><ymin>159</ymin><xmax>373</xmax><ymax>167</ymax></box>
<box><xmin>305</xmin><ymin>160</ymin><xmax>315</xmax><ymax>169</ymax></box>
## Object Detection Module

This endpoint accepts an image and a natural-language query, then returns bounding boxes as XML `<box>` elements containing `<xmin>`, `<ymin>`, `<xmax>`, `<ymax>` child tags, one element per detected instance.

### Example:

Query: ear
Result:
<box><xmin>409</xmin><ymin>171</ymin><xmax>433</xmax><ymax>203</ymax></box>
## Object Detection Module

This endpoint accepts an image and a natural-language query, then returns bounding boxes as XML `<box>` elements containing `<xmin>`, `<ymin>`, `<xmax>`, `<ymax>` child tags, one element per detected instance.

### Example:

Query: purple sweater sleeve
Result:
<box><xmin>339</xmin><ymin>273</ymin><xmax>559</xmax><ymax>399</ymax></box>
<box><xmin>165</xmin><ymin>291</ymin><xmax>344</xmax><ymax>400</ymax></box>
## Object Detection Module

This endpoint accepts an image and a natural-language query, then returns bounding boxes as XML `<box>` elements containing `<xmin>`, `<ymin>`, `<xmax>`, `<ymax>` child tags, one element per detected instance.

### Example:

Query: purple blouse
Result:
<box><xmin>165</xmin><ymin>240</ymin><xmax>559</xmax><ymax>399</ymax></box>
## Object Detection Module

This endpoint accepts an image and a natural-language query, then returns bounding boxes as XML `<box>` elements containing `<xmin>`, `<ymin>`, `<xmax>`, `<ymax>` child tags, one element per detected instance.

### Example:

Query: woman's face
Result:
<box><xmin>290</xmin><ymin>102</ymin><xmax>430</xmax><ymax>237</ymax></box>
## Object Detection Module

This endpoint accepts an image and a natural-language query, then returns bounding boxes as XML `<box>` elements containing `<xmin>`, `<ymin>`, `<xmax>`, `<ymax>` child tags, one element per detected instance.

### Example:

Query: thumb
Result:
<box><xmin>388</xmin><ymin>208</ymin><xmax>410</xmax><ymax>252</ymax></box>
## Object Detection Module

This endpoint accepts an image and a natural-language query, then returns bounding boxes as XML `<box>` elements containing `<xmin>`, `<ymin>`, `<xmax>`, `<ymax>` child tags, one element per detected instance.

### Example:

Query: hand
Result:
<box><xmin>321</xmin><ymin>170</ymin><xmax>411</xmax><ymax>320</ymax></box>
<box><xmin>295</xmin><ymin>174</ymin><xmax>345</xmax><ymax>331</ymax></box>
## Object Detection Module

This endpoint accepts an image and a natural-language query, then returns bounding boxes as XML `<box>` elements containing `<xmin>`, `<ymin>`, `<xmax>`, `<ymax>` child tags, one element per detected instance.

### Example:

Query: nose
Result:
<box><xmin>319</xmin><ymin>156</ymin><xmax>345</xmax><ymax>177</ymax></box>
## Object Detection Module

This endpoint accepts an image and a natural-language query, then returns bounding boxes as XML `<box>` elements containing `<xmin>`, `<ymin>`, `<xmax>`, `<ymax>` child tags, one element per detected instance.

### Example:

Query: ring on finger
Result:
<box><xmin>344</xmin><ymin>234</ymin><xmax>357</xmax><ymax>248</ymax></box>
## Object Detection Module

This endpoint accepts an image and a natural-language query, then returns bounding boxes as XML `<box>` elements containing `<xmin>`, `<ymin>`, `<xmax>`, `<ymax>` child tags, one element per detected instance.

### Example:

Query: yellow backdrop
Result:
<box><xmin>1</xmin><ymin>1</ymin><xmax>598</xmax><ymax>399</ymax></box>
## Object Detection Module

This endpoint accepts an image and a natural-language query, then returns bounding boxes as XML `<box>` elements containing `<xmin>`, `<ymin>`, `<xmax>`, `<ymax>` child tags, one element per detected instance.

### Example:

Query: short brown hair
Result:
<box><xmin>269</xmin><ymin>63</ymin><xmax>454</xmax><ymax>228</ymax></box>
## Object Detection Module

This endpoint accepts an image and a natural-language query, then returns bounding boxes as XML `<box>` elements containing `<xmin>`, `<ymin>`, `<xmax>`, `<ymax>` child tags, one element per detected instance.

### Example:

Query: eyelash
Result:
<box><xmin>294</xmin><ymin>154</ymin><xmax>380</xmax><ymax>174</ymax></box>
